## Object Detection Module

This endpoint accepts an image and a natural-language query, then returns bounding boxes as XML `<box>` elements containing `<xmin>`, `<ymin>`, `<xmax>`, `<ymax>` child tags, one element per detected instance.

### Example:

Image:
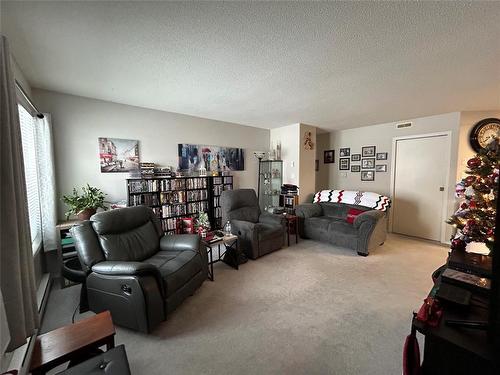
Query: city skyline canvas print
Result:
<box><xmin>178</xmin><ymin>144</ymin><xmax>244</xmax><ymax>173</ymax></box>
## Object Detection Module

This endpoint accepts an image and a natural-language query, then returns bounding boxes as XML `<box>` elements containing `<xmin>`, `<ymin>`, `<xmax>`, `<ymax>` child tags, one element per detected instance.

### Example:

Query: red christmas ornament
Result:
<box><xmin>451</xmin><ymin>238</ymin><xmax>466</xmax><ymax>251</ymax></box>
<box><xmin>467</xmin><ymin>157</ymin><xmax>481</xmax><ymax>168</ymax></box>
<box><xmin>473</xmin><ymin>183</ymin><xmax>490</xmax><ymax>193</ymax></box>
<box><xmin>460</xmin><ymin>202</ymin><xmax>468</xmax><ymax>209</ymax></box>
<box><xmin>464</xmin><ymin>175</ymin><xmax>476</xmax><ymax>186</ymax></box>
<box><xmin>468</xmin><ymin>200</ymin><xmax>476</xmax><ymax>209</ymax></box>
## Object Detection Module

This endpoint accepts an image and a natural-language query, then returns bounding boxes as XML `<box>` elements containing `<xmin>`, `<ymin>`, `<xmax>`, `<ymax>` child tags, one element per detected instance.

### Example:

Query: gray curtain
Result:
<box><xmin>0</xmin><ymin>35</ymin><xmax>39</xmax><ymax>351</ymax></box>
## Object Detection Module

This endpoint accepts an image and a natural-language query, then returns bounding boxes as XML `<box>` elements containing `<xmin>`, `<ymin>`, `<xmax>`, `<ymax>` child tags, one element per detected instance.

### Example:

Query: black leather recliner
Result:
<box><xmin>71</xmin><ymin>206</ymin><xmax>207</xmax><ymax>333</ymax></box>
<box><xmin>221</xmin><ymin>189</ymin><xmax>285</xmax><ymax>260</ymax></box>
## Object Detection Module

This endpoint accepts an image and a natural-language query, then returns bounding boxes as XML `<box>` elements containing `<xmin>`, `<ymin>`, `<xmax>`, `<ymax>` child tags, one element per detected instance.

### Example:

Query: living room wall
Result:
<box><xmin>33</xmin><ymin>89</ymin><xmax>270</xmax><ymax>219</ymax></box>
<box><xmin>319</xmin><ymin>112</ymin><xmax>462</xmax><ymax>242</ymax></box>
<box><xmin>322</xmin><ymin>112</ymin><xmax>461</xmax><ymax>197</ymax></box>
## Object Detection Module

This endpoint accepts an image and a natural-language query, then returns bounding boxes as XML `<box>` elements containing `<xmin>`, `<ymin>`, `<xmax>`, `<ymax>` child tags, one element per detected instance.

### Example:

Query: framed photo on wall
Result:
<box><xmin>376</xmin><ymin>152</ymin><xmax>388</xmax><ymax>160</ymax></box>
<box><xmin>376</xmin><ymin>164</ymin><xmax>387</xmax><ymax>172</ymax></box>
<box><xmin>339</xmin><ymin>148</ymin><xmax>350</xmax><ymax>157</ymax></box>
<box><xmin>362</xmin><ymin>146</ymin><xmax>376</xmax><ymax>157</ymax></box>
<box><xmin>361</xmin><ymin>171</ymin><xmax>375</xmax><ymax>181</ymax></box>
<box><xmin>351</xmin><ymin>154</ymin><xmax>361</xmax><ymax>161</ymax></box>
<box><xmin>324</xmin><ymin>150</ymin><xmax>335</xmax><ymax>164</ymax></box>
<box><xmin>339</xmin><ymin>158</ymin><xmax>350</xmax><ymax>170</ymax></box>
<box><xmin>361</xmin><ymin>158</ymin><xmax>375</xmax><ymax>169</ymax></box>
<box><xmin>351</xmin><ymin>165</ymin><xmax>360</xmax><ymax>172</ymax></box>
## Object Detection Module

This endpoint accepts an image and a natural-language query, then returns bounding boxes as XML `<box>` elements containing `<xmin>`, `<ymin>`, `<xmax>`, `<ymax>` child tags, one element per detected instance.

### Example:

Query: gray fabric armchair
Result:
<box><xmin>296</xmin><ymin>202</ymin><xmax>387</xmax><ymax>256</ymax></box>
<box><xmin>71</xmin><ymin>206</ymin><xmax>207</xmax><ymax>333</ymax></box>
<box><xmin>221</xmin><ymin>189</ymin><xmax>285</xmax><ymax>259</ymax></box>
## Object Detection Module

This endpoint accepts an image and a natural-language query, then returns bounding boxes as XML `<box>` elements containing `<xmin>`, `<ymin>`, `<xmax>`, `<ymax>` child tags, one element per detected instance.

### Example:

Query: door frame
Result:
<box><xmin>389</xmin><ymin>131</ymin><xmax>452</xmax><ymax>243</ymax></box>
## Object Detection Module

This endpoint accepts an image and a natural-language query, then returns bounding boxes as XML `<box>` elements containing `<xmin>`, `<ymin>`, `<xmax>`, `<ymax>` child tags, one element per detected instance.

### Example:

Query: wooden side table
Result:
<box><xmin>30</xmin><ymin>311</ymin><xmax>115</xmax><ymax>375</ymax></box>
<box><xmin>56</xmin><ymin>220</ymin><xmax>82</xmax><ymax>288</ymax></box>
<box><xmin>283</xmin><ymin>214</ymin><xmax>298</xmax><ymax>246</ymax></box>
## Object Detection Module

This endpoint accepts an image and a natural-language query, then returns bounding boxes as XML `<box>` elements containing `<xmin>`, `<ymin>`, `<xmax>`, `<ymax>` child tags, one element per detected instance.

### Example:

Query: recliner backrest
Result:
<box><xmin>221</xmin><ymin>189</ymin><xmax>260</xmax><ymax>223</ymax></box>
<box><xmin>90</xmin><ymin>206</ymin><xmax>162</xmax><ymax>262</ymax></box>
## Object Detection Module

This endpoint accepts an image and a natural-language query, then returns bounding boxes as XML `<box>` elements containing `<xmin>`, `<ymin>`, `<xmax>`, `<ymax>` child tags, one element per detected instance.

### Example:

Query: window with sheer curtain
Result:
<box><xmin>18</xmin><ymin>103</ymin><xmax>42</xmax><ymax>250</ymax></box>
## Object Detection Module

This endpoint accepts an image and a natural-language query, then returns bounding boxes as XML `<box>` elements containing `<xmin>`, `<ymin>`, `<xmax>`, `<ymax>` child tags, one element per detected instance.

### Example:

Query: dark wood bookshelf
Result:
<box><xmin>126</xmin><ymin>175</ymin><xmax>233</xmax><ymax>234</ymax></box>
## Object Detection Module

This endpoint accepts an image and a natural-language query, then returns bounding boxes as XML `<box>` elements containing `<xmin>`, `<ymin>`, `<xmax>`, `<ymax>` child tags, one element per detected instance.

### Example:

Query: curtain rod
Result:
<box><xmin>15</xmin><ymin>79</ymin><xmax>44</xmax><ymax>119</ymax></box>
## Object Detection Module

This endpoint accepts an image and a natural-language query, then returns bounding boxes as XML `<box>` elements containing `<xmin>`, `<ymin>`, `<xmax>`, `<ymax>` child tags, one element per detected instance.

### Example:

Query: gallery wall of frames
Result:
<box><xmin>331</xmin><ymin>146</ymin><xmax>388</xmax><ymax>182</ymax></box>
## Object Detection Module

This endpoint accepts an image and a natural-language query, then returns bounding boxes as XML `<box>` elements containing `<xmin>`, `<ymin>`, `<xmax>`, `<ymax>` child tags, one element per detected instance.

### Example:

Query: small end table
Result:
<box><xmin>202</xmin><ymin>234</ymin><xmax>239</xmax><ymax>281</ymax></box>
<box><xmin>30</xmin><ymin>311</ymin><xmax>115</xmax><ymax>375</ymax></box>
<box><xmin>283</xmin><ymin>214</ymin><xmax>299</xmax><ymax>246</ymax></box>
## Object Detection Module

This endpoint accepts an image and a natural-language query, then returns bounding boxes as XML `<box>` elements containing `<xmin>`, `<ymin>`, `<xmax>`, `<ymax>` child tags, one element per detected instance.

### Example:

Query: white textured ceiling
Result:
<box><xmin>2</xmin><ymin>1</ymin><xmax>500</xmax><ymax>130</ymax></box>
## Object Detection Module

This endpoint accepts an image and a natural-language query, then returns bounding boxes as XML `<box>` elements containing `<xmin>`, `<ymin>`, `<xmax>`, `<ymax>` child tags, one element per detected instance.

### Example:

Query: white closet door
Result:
<box><xmin>392</xmin><ymin>135</ymin><xmax>449</xmax><ymax>241</ymax></box>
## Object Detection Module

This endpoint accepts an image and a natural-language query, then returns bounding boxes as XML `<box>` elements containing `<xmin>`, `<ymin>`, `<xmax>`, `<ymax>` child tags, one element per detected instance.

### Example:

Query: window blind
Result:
<box><xmin>18</xmin><ymin>104</ymin><xmax>42</xmax><ymax>247</ymax></box>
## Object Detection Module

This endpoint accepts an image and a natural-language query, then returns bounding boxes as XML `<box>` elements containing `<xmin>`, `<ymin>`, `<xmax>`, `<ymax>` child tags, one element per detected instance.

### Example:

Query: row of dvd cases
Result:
<box><xmin>126</xmin><ymin>175</ymin><xmax>233</xmax><ymax>233</ymax></box>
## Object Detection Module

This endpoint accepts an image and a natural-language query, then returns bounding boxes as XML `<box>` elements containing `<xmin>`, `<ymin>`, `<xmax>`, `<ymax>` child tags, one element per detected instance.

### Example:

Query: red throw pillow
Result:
<box><xmin>346</xmin><ymin>208</ymin><xmax>365</xmax><ymax>224</ymax></box>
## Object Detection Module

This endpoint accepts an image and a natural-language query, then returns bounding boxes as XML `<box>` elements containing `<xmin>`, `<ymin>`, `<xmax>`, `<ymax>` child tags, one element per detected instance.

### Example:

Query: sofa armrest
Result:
<box><xmin>295</xmin><ymin>203</ymin><xmax>322</xmax><ymax>219</ymax></box>
<box><xmin>259</xmin><ymin>212</ymin><xmax>285</xmax><ymax>226</ymax></box>
<box><xmin>353</xmin><ymin>210</ymin><xmax>384</xmax><ymax>229</ymax></box>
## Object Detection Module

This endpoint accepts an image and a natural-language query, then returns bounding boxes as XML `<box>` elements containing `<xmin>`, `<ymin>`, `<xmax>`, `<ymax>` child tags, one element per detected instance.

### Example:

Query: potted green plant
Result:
<box><xmin>62</xmin><ymin>184</ymin><xmax>107</xmax><ymax>220</ymax></box>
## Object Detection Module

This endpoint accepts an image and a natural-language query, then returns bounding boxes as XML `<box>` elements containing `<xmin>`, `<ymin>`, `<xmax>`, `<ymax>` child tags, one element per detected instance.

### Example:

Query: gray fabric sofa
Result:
<box><xmin>71</xmin><ymin>206</ymin><xmax>207</xmax><ymax>333</ymax></box>
<box><xmin>221</xmin><ymin>189</ymin><xmax>285</xmax><ymax>259</ymax></box>
<box><xmin>295</xmin><ymin>202</ymin><xmax>387</xmax><ymax>256</ymax></box>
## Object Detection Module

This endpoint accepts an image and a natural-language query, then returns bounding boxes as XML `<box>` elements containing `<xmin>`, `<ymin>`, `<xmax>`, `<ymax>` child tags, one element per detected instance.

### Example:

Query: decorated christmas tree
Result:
<box><xmin>447</xmin><ymin>137</ymin><xmax>499</xmax><ymax>253</ymax></box>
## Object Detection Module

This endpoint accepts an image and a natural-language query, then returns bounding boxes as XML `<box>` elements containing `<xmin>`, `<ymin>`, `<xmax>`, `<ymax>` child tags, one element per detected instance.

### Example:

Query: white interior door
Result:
<box><xmin>392</xmin><ymin>134</ymin><xmax>449</xmax><ymax>241</ymax></box>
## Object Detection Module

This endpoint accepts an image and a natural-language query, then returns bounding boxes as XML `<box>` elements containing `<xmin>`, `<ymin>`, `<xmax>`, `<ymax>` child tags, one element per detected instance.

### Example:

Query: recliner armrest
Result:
<box><xmin>160</xmin><ymin>234</ymin><xmax>201</xmax><ymax>252</ymax></box>
<box><xmin>91</xmin><ymin>261</ymin><xmax>165</xmax><ymax>297</ymax></box>
<box><xmin>259</xmin><ymin>212</ymin><xmax>285</xmax><ymax>226</ymax></box>
<box><xmin>295</xmin><ymin>203</ymin><xmax>322</xmax><ymax>219</ymax></box>
<box><xmin>353</xmin><ymin>210</ymin><xmax>384</xmax><ymax>229</ymax></box>
<box><xmin>91</xmin><ymin>261</ymin><xmax>160</xmax><ymax>277</ymax></box>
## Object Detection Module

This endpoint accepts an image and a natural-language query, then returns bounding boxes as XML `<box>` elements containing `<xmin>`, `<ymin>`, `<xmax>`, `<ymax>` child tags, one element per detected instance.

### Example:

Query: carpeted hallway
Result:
<box><xmin>42</xmin><ymin>234</ymin><xmax>448</xmax><ymax>374</ymax></box>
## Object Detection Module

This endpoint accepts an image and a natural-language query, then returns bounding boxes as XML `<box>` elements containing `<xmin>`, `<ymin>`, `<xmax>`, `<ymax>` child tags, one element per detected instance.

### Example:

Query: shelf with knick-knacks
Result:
<box><xmin>257</xmin><ymin>160</ymin><xmax>283</xmax><ymax>212</ymax></box>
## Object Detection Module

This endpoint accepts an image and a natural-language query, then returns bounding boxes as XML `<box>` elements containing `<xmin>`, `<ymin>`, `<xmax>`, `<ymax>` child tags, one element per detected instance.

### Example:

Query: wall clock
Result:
<box><xmin>469</xmin><ymin>118</ymin><xmax>500</xmax><ymax>152</ymax></box>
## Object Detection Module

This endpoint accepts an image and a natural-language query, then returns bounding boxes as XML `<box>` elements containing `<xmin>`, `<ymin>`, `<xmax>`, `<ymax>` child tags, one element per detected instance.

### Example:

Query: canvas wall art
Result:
<box><xmin>99</xmin><ymin>137</ymin><xmax>139</xmax><ymax>173</ymax></box>
<box><xmin>178</xmin><ymin>144</ymin><xmax>244</xmax><ymax>172</ymax></box>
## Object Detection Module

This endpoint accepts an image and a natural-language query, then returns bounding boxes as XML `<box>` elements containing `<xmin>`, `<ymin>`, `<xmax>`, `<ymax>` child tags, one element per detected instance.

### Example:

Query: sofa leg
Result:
<box><xmin>357</xmin><ymin>251</ymin><xmax>368</xmax><ymax>257</ymax></box>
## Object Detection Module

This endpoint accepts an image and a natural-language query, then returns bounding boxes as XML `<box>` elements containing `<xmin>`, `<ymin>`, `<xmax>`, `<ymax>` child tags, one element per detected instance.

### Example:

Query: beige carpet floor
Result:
<box><xmin>42</xmin><ymin>234</ymin><xmax>448</xmax><ymax>374</ymax></box>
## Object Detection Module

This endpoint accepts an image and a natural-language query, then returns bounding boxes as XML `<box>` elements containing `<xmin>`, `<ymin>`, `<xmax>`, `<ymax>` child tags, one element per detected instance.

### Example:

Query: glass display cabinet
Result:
<box><xmin>258</xmin><ymin>160</ymin><xmax>283</xmax><ymax>212</ymax></box>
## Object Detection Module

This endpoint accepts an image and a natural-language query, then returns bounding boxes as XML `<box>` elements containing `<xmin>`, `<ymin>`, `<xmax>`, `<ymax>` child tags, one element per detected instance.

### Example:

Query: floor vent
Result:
<box><xmin>396</xmin><ymin>122</ymin><xmax>412</xmax><ymax>129</ymax></box>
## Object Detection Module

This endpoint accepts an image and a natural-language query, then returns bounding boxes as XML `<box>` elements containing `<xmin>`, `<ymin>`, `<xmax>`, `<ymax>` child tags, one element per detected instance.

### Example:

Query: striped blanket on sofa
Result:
<box><xmin>313</xmin><ymin>190</ymin><xmax>391</xmax><ymax>212</ymax></box>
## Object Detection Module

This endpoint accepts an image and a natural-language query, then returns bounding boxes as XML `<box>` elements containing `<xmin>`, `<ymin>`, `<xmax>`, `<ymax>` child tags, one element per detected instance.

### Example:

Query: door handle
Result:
<box><xmin>439</xmin><ymin>187</ymin><xmax>444</xmax><ymax>191</ymax></box>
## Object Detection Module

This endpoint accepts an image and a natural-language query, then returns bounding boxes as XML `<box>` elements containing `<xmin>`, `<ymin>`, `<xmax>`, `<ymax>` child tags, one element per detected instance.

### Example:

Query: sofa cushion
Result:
<box><xmin>320</xmin><ymin>203</ymin><xmax>349</xmax><ymax>220</ymax></box>
<box><xmin>97</xmin><ymin>221</ymin><xmax>159</xmax><ymax>261</ymax></box>
<box><xmin>346</xmin><ymin>208</ymin><xmax>365</xmax><ymax>224</ymax></box>
<box><xmin>304</xmin><ymin>216</ymin><xmax>338</xmax><ymax>238</ymax></box>
<box><xmin>146</xmin><ymin>250</ymin><xmax>203</xmax><ymax>297</ymax></box>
